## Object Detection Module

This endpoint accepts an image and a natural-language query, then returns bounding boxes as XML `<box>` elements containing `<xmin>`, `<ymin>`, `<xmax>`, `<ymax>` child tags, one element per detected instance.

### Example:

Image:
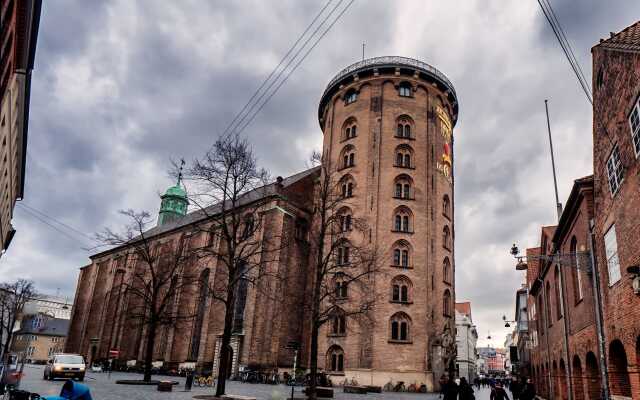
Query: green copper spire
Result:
<box><xmin>158</xmin><ymin>160</ymin><xmax>188</xmax><ymax>226</ymax></box>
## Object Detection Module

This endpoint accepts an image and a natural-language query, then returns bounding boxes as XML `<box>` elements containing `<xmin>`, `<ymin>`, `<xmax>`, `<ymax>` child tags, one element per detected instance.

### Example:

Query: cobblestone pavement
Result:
<box><xmin>18</xmin><ymin>364</ymin><xmax>453</xmax><ymax>400</ymax></box>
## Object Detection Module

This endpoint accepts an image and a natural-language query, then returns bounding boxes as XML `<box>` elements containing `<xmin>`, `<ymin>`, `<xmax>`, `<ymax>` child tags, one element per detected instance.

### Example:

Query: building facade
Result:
<box><xmin>591</xmin><ymin>21</ymin><xmax>640</xmax><ymax>400</ymax></box>
<box><xmin>316</xmin><ymin>56</ymin><xmax>458</xmax><ymax>389</ymax></box>
<box><xmin>65</xmin><ymin>56</ymin><xmax>458</xmax><ymax>390</ymax></box>
<box><xmin>11</xmin><ymin>313</ymin><xmax>69</xmax><ymax>363</ymax></box>
<box><xmin>455</xmin><ymin>302</ymin><xmax>477</xmax><ymax>382</ymax></box>
<box><xmin>477</xmin><ymin>347</ymin><xmax>506</xmax><ymax>377</ymax></box>
<box><xmin>0</xmin><ymin>0</ymin><xmax>41</xmax><ymax>256</ymax></box>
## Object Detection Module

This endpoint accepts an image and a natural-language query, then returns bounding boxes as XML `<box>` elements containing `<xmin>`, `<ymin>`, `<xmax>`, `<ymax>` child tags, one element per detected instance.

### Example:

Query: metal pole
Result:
<box><xmin>588</xmin><ymin>220</ymin><xmax>610</xmax><ymax>400</ymax></box>
<box><xmin>545</xmin><ymin>100</ymin><xmax>563</xmax><ymax>220</ymax></box>
<box><xmin>557</xmin><ymin>258</ymin><xmax>573</xmax><ymax>400</ymax></box>
<box><xmin>362</xmin><ymin>43</ymin><xmax>365</xmax><ymax>61</ymax></box>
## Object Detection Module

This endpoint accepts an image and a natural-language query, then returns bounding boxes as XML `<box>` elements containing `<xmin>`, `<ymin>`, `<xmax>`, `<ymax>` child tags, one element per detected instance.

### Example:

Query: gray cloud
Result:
<box><xmin>1</xmin><ymin>0</ymin><xmax>638</xmax><ymax>346</ymax></box>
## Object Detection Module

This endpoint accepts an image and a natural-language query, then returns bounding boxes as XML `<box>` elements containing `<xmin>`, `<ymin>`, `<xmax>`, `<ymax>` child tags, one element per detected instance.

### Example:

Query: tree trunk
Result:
<box><xmin>143</xmin><ymin>321</ymin><xmax>157</xmax><ymax>382</ymax></box>
<box><xmin>215</xmin><ymin>296</ymin><xmax>235</xmax><ymax>396</ymax></box>
<box><xmin>308</xmin><ymin>322</ymin><xmax>320</xmax><ymax>400</ymax></box>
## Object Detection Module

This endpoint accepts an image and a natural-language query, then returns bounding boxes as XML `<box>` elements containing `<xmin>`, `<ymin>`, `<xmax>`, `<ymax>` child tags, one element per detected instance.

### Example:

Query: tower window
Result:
<box><xmin>390</xmin><ymin>312</ymin><xmax>411</xmax><ymax>342</ymax></box>
<box><xmin>398</xmin><ymin>83</ymin><xmax>412</xmax><ymax>97</ymax></box>
<box><xmin>606</xmin><ymin>145</ymin><xmax>623</xmax><ymax>195</ymax></box>
<box><xmin>345</xmin><ymin>90</ymin><xmax>357</xmax><ymax>105</ymax></box>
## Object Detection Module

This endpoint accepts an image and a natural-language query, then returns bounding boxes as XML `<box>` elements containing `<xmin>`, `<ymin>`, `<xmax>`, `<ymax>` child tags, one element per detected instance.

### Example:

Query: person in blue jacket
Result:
<box><xmin>43</xmin><ymin>379</ymin><xmax>92</xmax><ymax>400</ymax></box>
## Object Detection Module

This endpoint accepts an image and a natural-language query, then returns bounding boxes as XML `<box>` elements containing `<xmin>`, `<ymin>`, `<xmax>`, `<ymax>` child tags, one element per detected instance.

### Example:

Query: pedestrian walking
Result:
<box><xmin>510</xmin><ymin>378</ymin><xmax>521</xmax><ymax>400</ymax></box>
<box><xmin>459</xmin><ymin>377</ymin><xmax>475</xmax><ymax>400</ymax></box>
<box><xmin>520</xmin><ymin>378</ymin><xmax>536</xmax><ymax>400</ymax></box>
<box><xmin>443</xmin><ymin>376</ymin><xmax>459</xmax><ymax>400</ymax></box>
<box><xmin>490</xmin><ymin>382</ymin><xmax>510</xmax><ymax>400</ymax></box>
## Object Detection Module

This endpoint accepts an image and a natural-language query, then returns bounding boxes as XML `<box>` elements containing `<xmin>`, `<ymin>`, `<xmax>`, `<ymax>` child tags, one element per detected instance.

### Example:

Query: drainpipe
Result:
<box><xmin>588</xmin><ymin>219</ymin><xmax>610</xmax><ymax>400</ymax></box>
<box><xmin>541</xmin><ymin>279</ymin><xmax>554</xmax><ymax>399</ymax></box>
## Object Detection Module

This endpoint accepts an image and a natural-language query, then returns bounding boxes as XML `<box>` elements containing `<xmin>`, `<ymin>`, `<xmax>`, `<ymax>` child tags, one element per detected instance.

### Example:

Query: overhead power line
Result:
<box><xmin>233</xmin><ymin>0</ymin><xmax>356</xmax><ymax>137</ymax></box>
<box><xmin>219</xmin><ymin>0</ymin><xmax>356</xmax><ymax>143</ymax></box>
<box><xmin>220</xmin><ymin>0</ymin><xmax>337</xmax><ymax>141</ymax></box>
<box><xmin>18</xmin><ymin>203</ymin><xmax>95</xmax><ymax>242</ymax></box>
<box><xmin>16</xmin><ymin>204</ymin><xmax>91</xmax><ymax>249</ymax></box>
<box><xmin>537</xmin><ymin>0</ymin><xmax>593</xmax><ymax>104</ymax></box>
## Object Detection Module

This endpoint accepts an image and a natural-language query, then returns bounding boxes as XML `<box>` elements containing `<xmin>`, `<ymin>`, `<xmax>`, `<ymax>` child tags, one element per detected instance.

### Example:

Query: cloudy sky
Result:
<box><xmin>2</xmin><ymin>0</ymin><xmax>639</xmax><ymax>347</ymax></box>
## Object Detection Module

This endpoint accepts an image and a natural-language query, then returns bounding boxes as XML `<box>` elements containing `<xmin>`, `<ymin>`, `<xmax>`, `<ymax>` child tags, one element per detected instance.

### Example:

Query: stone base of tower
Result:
<box><xmin>333</xmin><ymin>369</ymin><xmax>435</xmax><ymax>392</ymax></box>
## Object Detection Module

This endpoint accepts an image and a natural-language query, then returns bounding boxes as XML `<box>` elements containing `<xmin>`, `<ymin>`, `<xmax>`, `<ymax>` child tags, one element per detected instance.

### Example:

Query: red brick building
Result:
<box><xmin>591</xmin><ymin>20</ymin><xmax>640</xmax><ymax>400</ymax></box>
<box><xmin>66</xmin><ymin>57</ymin><xmax>459</xmax><ymax>390</ymax></box>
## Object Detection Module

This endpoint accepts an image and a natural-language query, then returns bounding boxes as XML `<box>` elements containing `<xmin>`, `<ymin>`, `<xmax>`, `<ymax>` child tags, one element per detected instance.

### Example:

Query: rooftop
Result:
<box><xmin>594</xmin><ymin>20</ymin><xmax>640</xmax><ymax>53</ymax></box>
<box><xmin>318</xmin><ymin>56</ymin><xmax>458</xmax><ymax>127</ymax></box>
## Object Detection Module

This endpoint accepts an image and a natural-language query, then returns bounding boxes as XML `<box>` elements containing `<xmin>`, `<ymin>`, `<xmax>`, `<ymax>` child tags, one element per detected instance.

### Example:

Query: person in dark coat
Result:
<box><xmin>510</xmin><ymin>378</ymin><xmax>521</xmax><ymax>400</ymax></box>
<box><xmin>458</xmin><ymin>377</ymin><xmax>475</xmax><ymax>400</ymax></box>
<box><xmin>490</xmin><ymin>382</ymin><xmax>510</xmax><ymax>400</ymax></box>
<box><xmin>443</xmin><ymin>376</ymin><xmax>459</xmax><ymax>400</ymax></box>
<box><xmin>520</xmin><ymin>378</ymin><xmax>536</xmax><ymax>400</ymax></box>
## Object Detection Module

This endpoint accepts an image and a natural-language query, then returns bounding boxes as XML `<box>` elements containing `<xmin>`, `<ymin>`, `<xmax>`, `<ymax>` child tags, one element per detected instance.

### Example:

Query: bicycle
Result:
<box><xmin>194</xmin><ymin>374</ymin><xmax>214</xmax><ymax>387</ymax></box>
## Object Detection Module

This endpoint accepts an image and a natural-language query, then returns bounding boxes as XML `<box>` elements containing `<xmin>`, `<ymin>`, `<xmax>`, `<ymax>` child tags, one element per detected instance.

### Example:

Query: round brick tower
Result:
<box><xmin>317</xmin><ymin>56</ymin><xmax>458</xmax><ymax>389</ymax></box>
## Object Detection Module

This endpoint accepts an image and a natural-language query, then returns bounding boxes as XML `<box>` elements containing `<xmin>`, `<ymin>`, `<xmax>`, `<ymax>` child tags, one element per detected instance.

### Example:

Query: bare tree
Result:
<box><xmin>305</xmin><ymin>151</ymin><xmax>382</xmax><ymax>400</ymax></box>
<box><xmin>182</xmin><ymin>135</ymin><xmax>286</xmax><ymax>396</ymax></box>
<box><xmin>96</xmin><ymin>210</ymin><xmax>199</xmax><ymax>382</ymax></box>
<box><xmin>0</xmin><ymin>279</ymin><xmax>36</xmax><ymax>366</ymax></box>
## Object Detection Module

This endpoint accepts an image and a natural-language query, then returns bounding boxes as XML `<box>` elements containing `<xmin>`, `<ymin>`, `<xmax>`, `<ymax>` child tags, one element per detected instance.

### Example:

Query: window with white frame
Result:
<box><xmin>604</xmin><ymin>225</ymin><xmax>621</xmax><ymax>285</ymax></box>
<box><xmin>606</xmin><ymin>145</ymin><xmax>623</xmax><ymax>195</ymax></box>
<box><xmin>629</xmin><ymin>97</ymin><xmax>640</xmax><ymax>158</ymax></box>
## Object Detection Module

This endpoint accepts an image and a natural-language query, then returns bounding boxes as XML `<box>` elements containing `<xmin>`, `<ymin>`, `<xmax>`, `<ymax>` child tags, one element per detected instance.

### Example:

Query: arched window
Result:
<box><xmin>343</xmin><ymin>118</ymin><xmax>357</xmax><ymax>140</ymax></box>
<box><xmin>336</xmin><ymin>240</ymin><xmax>351</xmax><ymax>265</ymax></box>
<box><xmin>393</xmin><ymin>207</ymin><xmax>412</xmax><ymax>233</ymax></box>
<box><xmin>443</xmin><ymin>257</ymin><xmax>451</xmax><ymax>283</ymax></box>
<box><xmin>395</xmin><ymin>145</ymin><xmax>414</xmax><ymax>168</ymax></box>
<box><xmin>393</xmin><ymin>175</ymin><xmax>413</xmax><ymax>199</ymax></box>
<box><xmin>189</xmin><ymin>268</ymin><xmax>210</xmax><ymax>360</ymax></box>
<box><xmin>392</xmin><ymin>240</ymin><xmax>412</xmax><ymax>268</ymax></box>
<box><xmin>339</xmin><ymin>175</ymin><xmax>355</xmax><ymax>198</ymax></box>
<box><xmin>344</xmin><ymin>89</ymin><xmax>357</xmax><ymax>104</ymax></box>
<box><xmin>241</xmin><ymin>214</ymin><xmax>255</xmax><ymax>239</ymax></box>
<box><xmin>391</xmin><ymin>276</ymin><xmax>412</xmax><ymax>303</ymax></box>
<box><xmin>331</xmin><ymin>309</ymin><xmax>346</xmax><ymax>335</ymax></box>
<box><xmin>327</xmin><ymin>346</ymin><xmax>344</xmax><ymax>372</ymax></box>
<box><xmin>389</xmin><ymin>312</ymin><xmax>411</xmax><ymax>342</ymax></box>
<box><xmin>570</xmin><ymin>236</ymin><xmax>583</xmax><ymax>301</ymax></box>
<box><xmin>442</xmin><ymin>226</ymin><xmax>451</xmax><ymax>249</ymax></box>
<box><xmin>538</xmin><ymin>295</ymin><xmax>545</xmax><ymax>335</ymax></box>
<box><xmin>443</xmin><ymin>195</ymin><xmax>450</xmax><ymax>218</ymax></box>
<box><xmin>340</xmin><ymin>145</ymin><xmax>356</xmax><ymax>169</ymax></box>
<box><xmin>396</xmin><ymin>115</ymin><xmax>414</xmax><ymax>139</ymax></box>
<box><xmin>443</xmin><ymin>289</ymin><xmax>452</xmax><ymax>317</ymax></box>
<box><xmin>334</xmin><ymin>273</ymin><xmax>348</xmax><ymax>299</ymax></box>
<box><xmin>555</xmin><ymin>266</ymin><xmax>563</xmax><ymax>320</ymax></box>
<box><xmin>398</xmin><ymin>82</ymin><xmax>412</xmax><ymax>97</ymax></box>
<box><xmin>338</xmin><ymin>207</ymin><xmax>353</xmax><ymax>232</ymax></box>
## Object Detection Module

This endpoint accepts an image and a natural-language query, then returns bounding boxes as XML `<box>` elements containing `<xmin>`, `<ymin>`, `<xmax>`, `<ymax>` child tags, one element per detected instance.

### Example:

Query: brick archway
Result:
<box><xmin>608</xmin><ymin>340</ymin><xmax>632</xmax><ymax>398</ymax></box>
<box><xmin>559</xmin><ymin>359</ymin><xmax>568</xmax><ymax>400</ymax></box>
<box><xmin>585</xmin><ymin>352</ymin><xmax>601</xmax><ymax>400</ymax></box>
<box><xmin>572</xmin><ymin>355</ymin><xmax>585</xmax><ymax>400</ymax></box>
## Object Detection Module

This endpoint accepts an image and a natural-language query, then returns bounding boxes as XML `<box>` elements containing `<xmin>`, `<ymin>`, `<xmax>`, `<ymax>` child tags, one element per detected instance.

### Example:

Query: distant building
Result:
<box><xmin>0</xmin><ymin>0</ymin><xmax>42</xmax><ymax>257</ymax></box>
<box><xmin>455</xmin><ymin>302</ymin><xmax>477</xmax><ymax>381</ymax></box>
<box><xmin>477</xmin><ymin>347</ymin><xmax>506</xmax><ymax>376</ymax></box>
<box><xmin>22</xmin><ymin>295</ymin><xmax>73</xmax><ymax>320</ymax></box>
<box><xmin>11</xmin><ymin>312</ymin><xmax>69</xmax><ymax>363</ymax></box>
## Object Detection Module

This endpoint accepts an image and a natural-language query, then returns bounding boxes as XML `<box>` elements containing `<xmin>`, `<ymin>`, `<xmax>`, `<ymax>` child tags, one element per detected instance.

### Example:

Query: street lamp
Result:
<box><xmin>502</xmin><ymin>315</ymin><xmax>516</xmax><ymax>328</ymax></box>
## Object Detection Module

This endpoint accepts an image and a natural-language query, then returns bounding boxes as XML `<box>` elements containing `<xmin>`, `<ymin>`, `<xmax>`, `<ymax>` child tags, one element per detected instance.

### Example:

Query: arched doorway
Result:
<box><xmin>572</xmin><ymin>355</ymin><xmax>585</xmax><ymax>400</ymax></box>
<box><xmin>585</xmin><ymin>352</ymin><xmax>602</xmax><ymax>400</ymax></box>
<box><xmin>608</xmin><ymin>340</ymin><xmax>631</xmax><ymax>398</ymax></box>
<box><xmin>559</xmin><ymin>359</ymin><xmax>568</xmax><ymax>400</ymax></box>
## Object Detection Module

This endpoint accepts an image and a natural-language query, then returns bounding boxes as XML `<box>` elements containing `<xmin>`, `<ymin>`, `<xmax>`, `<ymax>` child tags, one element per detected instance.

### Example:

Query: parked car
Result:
<box><xmin>90</xmin><ymin>365</ymin><xmax>102</xmax><ymax>373</ymax></box>
<box><xmin>44</xmin><ymin>354</ymin><xmax>86</xmax><ymax>381</ymax></box>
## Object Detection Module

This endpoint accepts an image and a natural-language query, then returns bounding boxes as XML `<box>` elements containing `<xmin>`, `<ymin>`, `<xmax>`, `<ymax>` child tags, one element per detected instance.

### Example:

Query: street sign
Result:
<box><xmin>109</xmin><ymin>349</ymin><xmax>119</xmax><ymax>357</ymax></box>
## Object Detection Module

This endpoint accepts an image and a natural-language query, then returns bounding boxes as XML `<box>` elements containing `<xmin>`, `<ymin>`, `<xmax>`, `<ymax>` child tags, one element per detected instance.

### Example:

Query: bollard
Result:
<box><xmin>185</xmin><ymin>371</ymin><xmax>193</xmax><ymax>391</ymax></box>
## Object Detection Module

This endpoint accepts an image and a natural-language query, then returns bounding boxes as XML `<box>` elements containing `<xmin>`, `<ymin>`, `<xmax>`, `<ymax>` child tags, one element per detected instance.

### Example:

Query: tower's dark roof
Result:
<box><xmin>318</xmin><ymin>56</ymin><xmax>458</xmax><ymax>127</ymax></box>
